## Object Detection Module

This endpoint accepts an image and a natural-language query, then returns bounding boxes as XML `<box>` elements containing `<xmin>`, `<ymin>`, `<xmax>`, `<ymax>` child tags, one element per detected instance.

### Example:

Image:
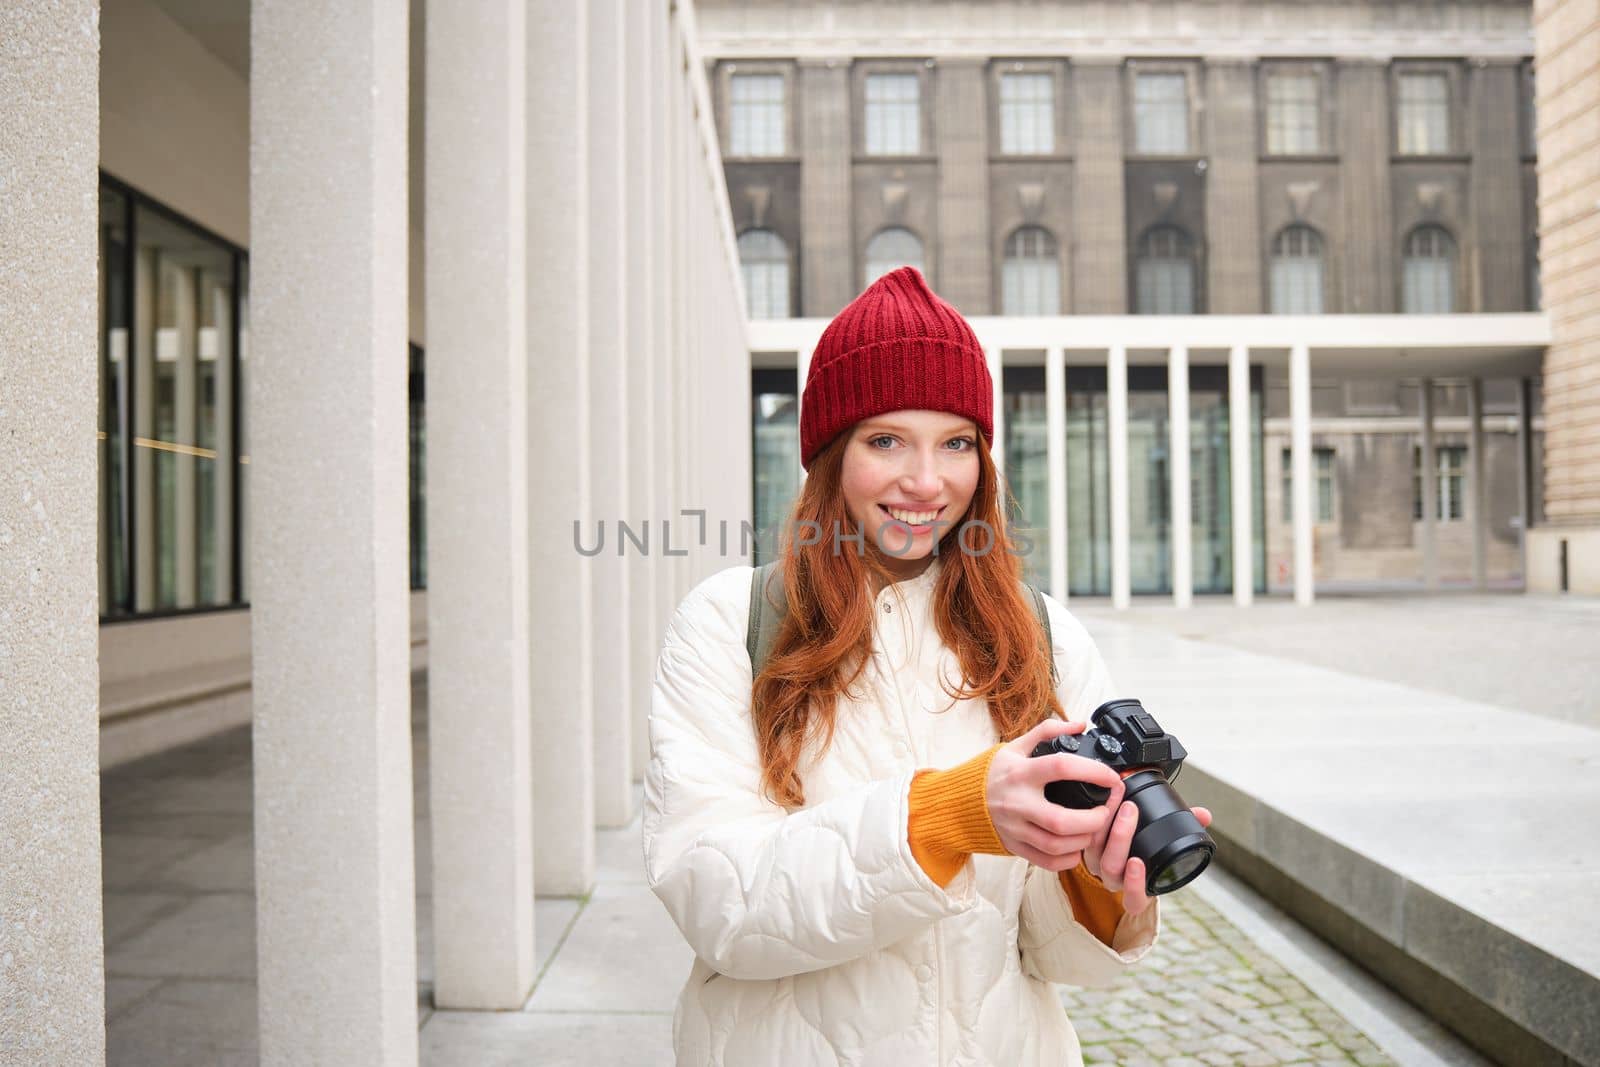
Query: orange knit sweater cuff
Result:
<box><xmin>906</xmin><ymin>744</ymin><xmax>1007</xmax><ymax>887</ymax></box>
<box><xmin>1057</xmin><ymin>865</ymin><xmax>1127</xmax><ymax>948</ymax></box>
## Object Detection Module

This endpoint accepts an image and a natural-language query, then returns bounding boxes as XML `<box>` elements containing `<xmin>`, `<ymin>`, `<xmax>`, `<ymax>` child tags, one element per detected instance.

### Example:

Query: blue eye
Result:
<box><xmin>946</xmin><ymin>437</ymin><xmax>975</xmax><ymax>451</ymax></box>
<box><xmin>869</xmin><ymin>434</ymin><xmax>896</xmax><ymax>449</ymax></box>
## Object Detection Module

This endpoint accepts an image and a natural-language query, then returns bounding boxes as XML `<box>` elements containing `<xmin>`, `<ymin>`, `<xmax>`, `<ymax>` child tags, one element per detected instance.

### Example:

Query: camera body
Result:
<box><xmin>1029</xmin><ymin>698</ymin><xmax>1214</xmax><ymax>896</ymax></box>
<box><xmin>1031</xmin><ymin>698</ymin><xmax>1187</xmax><ymax>810</ymax></box>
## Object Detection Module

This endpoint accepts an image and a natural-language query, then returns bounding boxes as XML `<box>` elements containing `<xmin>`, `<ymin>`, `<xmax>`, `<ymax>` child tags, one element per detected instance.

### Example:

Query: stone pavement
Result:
<box><xmin>100</xmin><ymin>667</ymin><xmax>1485</xmax><ymax>1065</ymax></box>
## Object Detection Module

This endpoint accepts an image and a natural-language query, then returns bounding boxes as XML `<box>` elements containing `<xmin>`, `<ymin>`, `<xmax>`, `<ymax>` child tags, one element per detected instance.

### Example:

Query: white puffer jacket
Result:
<box><xmin>643</xmin><ymin>557</ymin><xmax>1160</xmax><ymax>1066</ymax></box>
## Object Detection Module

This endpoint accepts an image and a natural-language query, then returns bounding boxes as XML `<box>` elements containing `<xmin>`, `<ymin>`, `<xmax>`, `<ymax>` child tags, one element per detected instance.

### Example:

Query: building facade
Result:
<box><xmin>701</xmin><ymin>0</ymin><xmax>1547</xmax><ymax>593</ymax></box>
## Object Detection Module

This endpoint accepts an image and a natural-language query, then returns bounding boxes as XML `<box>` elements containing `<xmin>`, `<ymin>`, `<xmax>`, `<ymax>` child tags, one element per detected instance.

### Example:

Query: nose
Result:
<box><xmin>898</xmin><ymin>447</ymin><xmax>942</xmax><ymax>500</ymax></box>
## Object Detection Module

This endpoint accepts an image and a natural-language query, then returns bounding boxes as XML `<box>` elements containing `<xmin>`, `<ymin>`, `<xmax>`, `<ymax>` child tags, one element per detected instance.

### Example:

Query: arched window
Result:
<box><xmin>864</xmin><ymin>227</ymin><xmax>925</xmax><ymax>288</ymax></box>
<box><xmin>1001</xmin><ymin>226</ymin><xmax>1061</xmax><ymax>315</ymax></box>
<box><xmin>1134</xmin><ymin>225</ymin><xmax>1195</xmax><ymax>314</ymax></box>
<box><xmin>1402</xmin><ymin>225</ymin><xmax>1456</xmax><ymax>314</ymax></box>
<box><xmin>737</xmin><ymin>229</ymin><xmax>790</xmax><ymax>319</ymax></box>
<box><xmin>1269</xmin><ymin>225</ymin><xmax>1325</xmax><ymax>314</ymax></box>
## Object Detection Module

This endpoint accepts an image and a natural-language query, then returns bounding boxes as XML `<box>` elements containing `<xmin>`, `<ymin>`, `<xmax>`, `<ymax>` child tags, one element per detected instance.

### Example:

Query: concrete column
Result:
<box><xmin>425</xmin><ymin>0</ymin><xmax>536</xmax><ymax>1008</ymax></box>
<box><xmin>1229</xmin><ymin>345</ymin><xmax>1254</xmax><ymax>605</ymax></box>
<box><xmin>651</xmin><ymin>0</ymin><xmax>678</xmax><ymax>644</ymax></box>
<box><xmin>1046</xmin><ymin>346</ymin><xmax>1068</xmax><ymax>601</ymax></box>
<box><xmin>797</xmin><ymin>346</ymin><xmax>813</xmax><ymax>483</ymax></box>
<box><xmin>249</xmin><ymin>0</ymin><xmax>417</xmax><ymax>1060</ymax></box>
<box><xmin>587</xmin><ymin>0</ymin><xmax>634</xmax><ymax>828</ymax></box>
<box><xmin>1108</xmin><ymin>345</ymin><xmax>1131</xmax><ymax>609</ymax></box>
<box><xmin>799</xmin><ymin>59</ymin><xmax>854</xmax><ymax>316</ymax></box>
<box><xmin>0</xmin><ymin>3</ymin><xmax>105</xmax><ymax>1059</ymax></box>
<box><xmin>1420</xmin><ymin>379</ymin><xmax>1439</xmax><ymax>589</ymax></box>
<box><xmin>527</xmin><ymin>0</ymin><xmax>594</xmax><ymax>897</ymax></box>
<box><xmin>987</xmin><ymin>346</ymin><xmax>1006</xmax><ymax>475</ymax></box>
<box><xmin>1071</xmin><ymin>61</ymin><xmax>1128</xmax><ymax>312</ymax></box>
<box><xmin>1169</xmin><ymin>346</ymin><xmax>1193</xmax><ymax>607</ymax></box>
<box><xmin>624</xmin><ymin>1</ymin><xmax>659</xmax><ymax>782</ymax></box>
<box><xmin>935</xmin><ymin>58</ymin><xmax>991</xmax><ymax>311</ymax></box>
<box><xmin>1517</xmin><ymin>376</ymin><xmax>1534</xmax><ymax>581</ymax></box>
<box><xmin>1290</xmin><ymin>345</ymin><xmax>1314</xmax><ymax>605</ymax></box>
<box><xmin>1469</xmin><ymin>378</ymin><xmax>1488</xmax><ymax>589</ymax></box>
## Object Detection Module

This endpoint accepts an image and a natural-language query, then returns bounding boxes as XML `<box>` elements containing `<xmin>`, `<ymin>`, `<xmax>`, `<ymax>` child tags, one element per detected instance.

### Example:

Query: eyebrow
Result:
<box><xmin>860</xmin><ymin>419</ymin><xmax>974</xmax><ymax>436</ymax></box>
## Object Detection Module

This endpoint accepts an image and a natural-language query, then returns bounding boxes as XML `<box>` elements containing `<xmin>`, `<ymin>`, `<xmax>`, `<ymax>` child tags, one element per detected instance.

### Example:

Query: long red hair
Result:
<box><xmin>751</xmin><ymin>426</ymin><xmax>1064</xmax><ymax>808</ymax></box>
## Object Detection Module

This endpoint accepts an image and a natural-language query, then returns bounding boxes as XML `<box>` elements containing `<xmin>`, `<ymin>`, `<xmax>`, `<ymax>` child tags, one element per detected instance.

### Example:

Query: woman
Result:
<box><xmin>643</xmin><ymin>267</ymin><xmax>1212</xmax><ymax>1065</ymax></box>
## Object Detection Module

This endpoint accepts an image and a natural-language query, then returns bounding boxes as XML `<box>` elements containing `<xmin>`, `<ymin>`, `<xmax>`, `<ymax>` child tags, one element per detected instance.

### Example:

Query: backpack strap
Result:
<box><xmin>747</xmin><ymin>560</ymin><xmax>787</xmax><ymax>678</ymax></box>
<box><xmin>749</xmin><ymin>561</ymin><xmax>1057</xmax><ymax>689</ymax></box>
<box><xmin>1022</xmin><ymin>581</ymin><xmax>1059</xmax><ymax>688</ymax></box>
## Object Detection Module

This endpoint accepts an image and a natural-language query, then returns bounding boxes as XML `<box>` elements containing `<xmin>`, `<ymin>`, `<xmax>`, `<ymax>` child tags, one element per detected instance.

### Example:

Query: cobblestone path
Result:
<box><xmin>1059</xmin><ymin>889</ymin><xmax>1394</xmax><ymax>1067</ymax></box>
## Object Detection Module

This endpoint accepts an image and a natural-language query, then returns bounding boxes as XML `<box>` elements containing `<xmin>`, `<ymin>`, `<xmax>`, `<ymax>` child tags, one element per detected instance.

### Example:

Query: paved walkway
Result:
<box><xmin>102</xmin><ymin>661</ymin><xmax>1496</xmax><ymax>1065</ymax></box>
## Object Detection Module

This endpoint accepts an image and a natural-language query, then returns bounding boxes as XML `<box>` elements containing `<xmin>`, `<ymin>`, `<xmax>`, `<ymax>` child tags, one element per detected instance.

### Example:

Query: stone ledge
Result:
<box><xmin>1184</xmin><ymin>764</ymin><xmax>1600</xmax><ymax>1067</ymax></box>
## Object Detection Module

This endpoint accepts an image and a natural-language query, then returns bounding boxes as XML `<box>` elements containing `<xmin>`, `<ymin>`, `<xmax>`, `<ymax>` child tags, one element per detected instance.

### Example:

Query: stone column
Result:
<box><xmin>0</xmin><ymin>3</ymin><xmax>105</xmax><ymax>1061</ymax></box>
<box><xmin>1469</xmin><ymin>378</ymin><xmax>1488</xmax><ymax>589</ymax></box>
<box><xmin>987</xmin><ymin>346</ymin><xmax>1006</xmax><ymax>474</ymax></box>
<box><xmin>1108</xmin><ymin>345</ymin><xmax>1132</xmax><ymax>608</ymax></box>
<box><xmin>1337</xmin><ymin>61</ymin><xmax>1395</xmax><ymax>312</ymax></box>
<box><xmin>587</xmin><ymin>0</ymin><xmax>634</xmax><ymax>828</ymax></box>
<box><xmin>1290</xmin><ymin>344</ymin><xmax>1315</xmax><ymax>605</ymax></box>
<box><xmin>1517</xmin><ymin>376</ymin><xmax>1534</xmax><ymax>580</ymax></box>
<box><xmin>797</xmin><ymin>345</ymin><xmax>813</xmax><ymax>483</ymax></box>
<box><xmin>935</xmin><ymin>58</ymin><xmax>991</xmax><ymax>311</ymax></box>
<box><xmin>1229</xmin><ymin>345</ymin><xmax>1254</xmax><ymax>605</ymax></box>
<box><xmin>1203</xmin><ymin>61</ymin><xmax>1263</xmax><ymax>312</ymax></box>
<box><xmin>527</xmin><ymin>0</ymin><xmax>594</xmax><ymax>897</ymax></box>
<box><xmin>624</xmin><ymin>2</ymin><xmax>659</xmax><ymax>781</ymax></box>
<box><xmin>799</xmin><ymin>59</ymin><xmax>855</xmax><ymax>316</ymax></box>
<box><xmin>1420</xmin><ymin>379</ymin><xmax>1439</xmax><ymax>589</ymax></box>
<box><xmin>425</xmin><ymin>0</ymin><xmax>536</xmax><ymax>1008</ymax></box>
<box><xmin>1169</xmin><ymin>346</ymin><xmax>1193</xmax><ymax>607</ymax></box>
<box><xmin>249</xmin><ymin>0</ymin><xmax>417</xmax><ymax>1061</ymax></box>
<box><xmin>1469</xmin><ymin>62</ymin><xmax>1528</xmax><ymax>312</ymax></box>
<box><xmin>1071</xmin><ymin>61</ymin><xmax>1128</xmax><ymax>313</ymax></box>
<box><xmin>1046</xmin><ymin>346</ymin><xmax>1069</xmax><ymax>601</ymax></box>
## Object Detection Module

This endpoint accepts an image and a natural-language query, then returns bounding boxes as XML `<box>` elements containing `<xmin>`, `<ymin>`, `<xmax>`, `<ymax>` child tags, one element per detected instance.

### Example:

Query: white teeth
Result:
<box><xmin>886</xmin><ymin>506</ymin><xmax>939</xmax><ymax>525</ymax></box>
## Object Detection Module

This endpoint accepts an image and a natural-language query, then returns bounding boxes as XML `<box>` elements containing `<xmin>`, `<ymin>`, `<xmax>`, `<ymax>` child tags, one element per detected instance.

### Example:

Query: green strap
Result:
<box><xmin>746</xmin><ymin>561</ymin><xmax>1056</xmax><ymax>687</ymax></box>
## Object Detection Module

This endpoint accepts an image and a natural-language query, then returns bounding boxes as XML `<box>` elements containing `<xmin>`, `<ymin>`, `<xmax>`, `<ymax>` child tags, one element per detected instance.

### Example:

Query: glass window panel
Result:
<box><xmin>865</xmin><ymin>73</ymin><xmax>920</xmax><ymax>155</ymax></box>
<box><xmin>99</xmin><ymin>186</ymin><xmax>132</xmax><ymax>617</ymax></box>
<box><xmin>1402</xmin><ymin>226</ymin><xmax>1456</xmax><ymax>313</ymax></box>
<box><xmin>738</xmin><ymin>229</ymin><xmax>791</xmax><ymax>318</ymax></box>
<box><xmin>1000</xmin><ymin>72</ymin><xmax>1054</xmax><ymax>154</ymax></box>
<box><xmin>1135</xmin><ymin>227</ymin><xmax>1195</xmax><ymax>314</ymax></box>
<box><xmin>751</xmin><ymin>379</ymin><xmax>800</xmax><ymax>564</ymax></box>
<box><xmin>1266</xmin><ymin>72</ymin><xmax>1321</xmax><ymax>154</ymax></box>
<box><xmin>1270</xmin><ymin>225</ymin><xmax>1325</xmax><ymax>314</ymax></box>
<box><xmin>1002</xmin><ymin>227</ymin><xmax>1060</xmax><ymax>315</ymax></box>
<box><xmin>1413</xmin><ymin>444</ymin><xmax>1467</xmax><ymax>520</ymax></box>
<box><xmin>1281</xmin><ymin>446</ymin><xmax>1335</xmax><ymax>523</ymax></box>
<box><xmin>864</xmin><ymin>227</ymin><xmax>925</xmax><ymax>287</ymax></box>
<box><xmin>730</xmin><ymin>73</ymin><xmax>786</xmax><ymax>157</ymax></box>
<box><xmin>1134</xmin><ymin>72</ymin><xmax>1189</xmax><ymax>154</ymax></box>
<box><xmin>1398</xmin><ymin>72</ymin><xmax>1450</xmax><ymax>155</ymax></box>
<box><xmin>131</xmin><ymin>204</ymin><xmax>236</xmax><ymax>612</ymax></box>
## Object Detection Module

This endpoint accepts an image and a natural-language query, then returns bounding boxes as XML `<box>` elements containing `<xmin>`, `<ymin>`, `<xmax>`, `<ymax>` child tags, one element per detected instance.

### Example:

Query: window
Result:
<box><xmin>1266</xmin><ymin>72</ymin><xmax>1321</xmax><ymax>154</ymax></box>
<box><xmin>1134</xmin><ymin>72</ymin><xmax>1189</xmax><ymax>154</ymax></box>
<box><xmin>1269</xmin><ymin>225</ymin><xmax>1325</xmax><ymax>314</ymax></box>
<box><xmin>865</xmin><ymin>73</ymin><xmax>920</xmax><ymax>155</ymax></box>
<box><xmin>737</xmin><ymin>229</ymin><xmax>791</xmax><ymax>319</ymax></box>
<box><xmin>729</xmin><ymin>73</ymin><xmax>786</xmax><ymax>157</ymax></box>
<box><xmin>1413</xmin><ymin>444</ymin><xmax>1466</xmax><ymax>520</ymax></box>
<box><xmin>1000</xmin><ymin>72</ymin><xmax>1054</xmax><ymax>154</ymax></box>
<box><xmin>864</xmin><ymin>227</ymin><xmax>925</xmax><ymax>287</ymax></box>
<box><xmin>1001</xmin><ymin>226</ymin><xmax>1060</xmax><ymax>315</ymax></box>
<box><xmin>1397</xmin><ymin>72</ymin><xmax>1451</xmax><ymax>155</ymax></box>
<box><xmin>1282</xmin><ymin>447</ymin><xmax>1336</xmax><ymax>523</ymax></box>
<box><xmin>1402</xmin><ymin>225</ymin><xmax>1456</xmax><ymax>313</ymax></box>
<box><xmin>1134</xmin><ymin>226</ymin><xmax>1195</xmax><ymax>314</ymax></box>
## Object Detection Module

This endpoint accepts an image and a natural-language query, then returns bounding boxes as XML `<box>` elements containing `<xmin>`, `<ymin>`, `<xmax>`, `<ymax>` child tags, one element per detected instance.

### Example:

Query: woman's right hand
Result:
<box><xmin>984</xmin><ymin>717</ymin><xmax>1125</xmax><ymax>872</ymax></box>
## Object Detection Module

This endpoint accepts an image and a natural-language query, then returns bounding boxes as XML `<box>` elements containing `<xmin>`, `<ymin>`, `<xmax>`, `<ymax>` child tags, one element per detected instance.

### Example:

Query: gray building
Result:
<box><xmin>701</xmin><ymin>0</ymin><xmax>1543</xmax><ymax>593</ymax></box>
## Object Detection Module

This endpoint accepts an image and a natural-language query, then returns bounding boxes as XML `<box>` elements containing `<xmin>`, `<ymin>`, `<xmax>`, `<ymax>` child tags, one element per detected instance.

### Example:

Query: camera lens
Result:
<box><xmin>1120</xmin><ymin>770</ymin><xmax>1216</xmax><ymax>896</ymax></box>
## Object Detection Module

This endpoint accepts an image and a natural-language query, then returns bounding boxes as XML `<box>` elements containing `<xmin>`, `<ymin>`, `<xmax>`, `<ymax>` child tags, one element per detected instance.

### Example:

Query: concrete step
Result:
<box><xmin>1085</xmin><ymin>617</ymin><xmax>1600</xmax><ymax>1067</ymax></box>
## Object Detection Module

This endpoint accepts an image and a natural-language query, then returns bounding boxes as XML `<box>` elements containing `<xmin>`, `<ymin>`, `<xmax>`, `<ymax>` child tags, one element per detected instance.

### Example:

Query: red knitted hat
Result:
<box><xmin>800</xmin><ymin>267</ymin><xmax>993</xmax><ymax>470</ymax></box>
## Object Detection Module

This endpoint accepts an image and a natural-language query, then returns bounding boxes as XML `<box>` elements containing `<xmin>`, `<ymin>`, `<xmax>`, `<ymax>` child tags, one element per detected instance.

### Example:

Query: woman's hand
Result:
<box><xmin>985</xmin><ymin>718</ymin><xmax>1124</xmax><ymax>873</ymax></box>
<box><xmin>1084</xmin><ymin>795</ymin><xmax>1213</xmax><ymax>918</ymax></box>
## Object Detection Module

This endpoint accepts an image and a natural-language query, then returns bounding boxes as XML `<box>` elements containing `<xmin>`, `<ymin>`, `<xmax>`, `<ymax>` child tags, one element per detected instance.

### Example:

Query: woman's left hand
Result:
<box><xmin>1082</xmin><ymin>800</ymin><xmax>1213</xmax><ymax>917</ymax></box>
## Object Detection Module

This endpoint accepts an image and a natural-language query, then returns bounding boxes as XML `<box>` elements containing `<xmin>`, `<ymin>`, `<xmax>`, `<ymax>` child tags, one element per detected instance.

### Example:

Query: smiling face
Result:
<box><xmin>839</xmin><ymin>409</ymin><xmax>983</xmax><ymax>581</ymax></box>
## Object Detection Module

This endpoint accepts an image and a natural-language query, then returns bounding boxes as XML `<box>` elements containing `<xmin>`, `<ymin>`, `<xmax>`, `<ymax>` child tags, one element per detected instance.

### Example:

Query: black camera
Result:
<box><xmin>1029</xmin><ymin>698</ymin><xmax>1215</xmax><ymax>896</ymax></box>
